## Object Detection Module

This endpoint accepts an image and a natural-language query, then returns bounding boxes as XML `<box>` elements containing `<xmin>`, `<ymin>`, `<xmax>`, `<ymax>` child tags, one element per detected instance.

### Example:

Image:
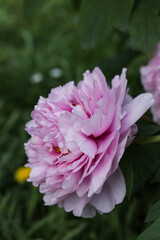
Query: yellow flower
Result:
<box><xmin>14</xmin><ymin>167</ymin><xmax>31</xmax><ymax>183</ymax></box>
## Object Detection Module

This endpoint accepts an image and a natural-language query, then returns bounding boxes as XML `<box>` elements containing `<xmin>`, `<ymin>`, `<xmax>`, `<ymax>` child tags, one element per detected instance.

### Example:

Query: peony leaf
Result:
<box><xmin>129</xmin><ymin>0</ymin><xmax>160</xmax><ymax>53</ymax></box>
<box><xmin>107</xmin><ymin>0</ymin><xmax>134</xmax><ymax>32</ymax></box>
<box><xmin>137</xmin><ymin>123</ymin><xmax>160</xmax><ymax>137</ymax></box>
<box><xmin>128</xmin><ymin>144</ymin><xmax>154</xmax><ymax>191</ymax></box>
<box><xmin>142</xmin><ymin>143</ymin><xmax>160</xmax><ymax>162</ymax></box>
<box><xmin>79</xmin><ymin>0</ymin><xmax>134</xmax><ymax>48</ymax></box>
<box><xmin>79</xmin><ymin>0</ymin><xmax>109</xmax><ymax>49</ymax></box>
<box><xmin>62</xmin><ymin>223</ymin><xmax>87</xmax><ymax>240</ymax></box>
<box><xmin>137</xmin><ymin>218</ymin><xmax>160</xmax><ymax>240</ymax></box>
<box><xmin>120</xmin><ymin>154</ymin><xmax>133</xmax><ymax>199</ymax></box>
<box><xmin>152</xmin><ymin>165</ymin><xmax>160</xmax><ymax>183</ymax></box>
<box><xmin>145</xmin><ymin>201</ymin><xmax>160</xmax><ymax>223</ymax></box>
<box><xmin>24</xmin><ymin>0</ymin><xmax>45</xmax><ymax>19</ymax></box>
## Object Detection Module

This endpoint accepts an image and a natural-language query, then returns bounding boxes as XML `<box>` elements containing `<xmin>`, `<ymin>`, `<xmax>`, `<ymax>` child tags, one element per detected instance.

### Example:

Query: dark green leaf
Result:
<box><xmin>137</xmin><ymin>218</ymin><xmax>160</xmax><ymax>240</ymax></box>
<box><xmin>79</xmin><ymin>0</ymin><xmax>134</xmax><ymax>48</ymax></box>
<box><xmin>152</xmin><ymin>165</ymin><xmax>160</xmax><ymax>183</ymax></box>
<box><xmin>120</xmin><ymin>154</ymin><xmax>133</xmax><ymax>199</ymax></box>
<box><xmin>129</xmin><ymin>0</ymin><xmax>160</xmax><ymax>53</ymax></box>
<box><xmin>107</xmin><ymin>0</ymin><xmax>134</xmax><ymax>32</ymax></box>
<box><xmin>142</xmin><ymin>143</ymin><xmax>160</xmax><ymax>161</ymax></box>
<box><xmin>127</xmin><ymin>54</ymin><xmax>147</xmax><ymax>95</ymax></box>
<box><xmin>24</xmin><ymin>0</ymin><xmax>45</xmax><ymax>19</ymax></box>
<box><xmin>72</xmin><ymin>0</ymin><xmax>81</xmax><ymax>10</ymax></box>
<box><xmin>79</xmin><ymin>0</ymin><xmax>109</xmax><ymax>48</ymax></box>
<box><xmin>145</xmin><ymin>201</ymin><xmax>160</xmax><ymax>222</ymax></box>
<box><xmin>137</xmin><ymin>123</ymin><xmax>160</xmax><ymax>137</ymax></box>
<box><xmin>128</xmin><ymin>144</ymin><xmax>154</xmax><ymax>191</ymax></box>
<box><xmin>62</xmin><ymin>223</ymin><xmax>87</xmax><ymax>240</ymax></box>
<box><xmin>26</xmin><ymin>211</ymin><xmax>59</xmax><ymax>236</ymax></box>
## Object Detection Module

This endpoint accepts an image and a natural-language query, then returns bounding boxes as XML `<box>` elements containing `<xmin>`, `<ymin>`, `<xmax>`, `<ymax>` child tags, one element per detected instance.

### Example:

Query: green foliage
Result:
<box><xmin>145</xmin><ymin>200</ymin><xmax>160</xmax><ymax>223</ymax></box>
<box><xmin>152</xmin><ymin>165</ymin><xmax>160</xmax><ymax>183</ymax></box>
<box><xmin>128</xmin><ymin>144</ymin><xmax>155</xmax><ymax>191</ymax></box>
<box><xmin>107</xmin><ymin>0</ymin><xmax>134</xmax><ymax>32</ymax></box>
<box><xmin>79</xmin><ymin>0</ymin><xmax>109</xmax><ymax>48</ymax></box>
<box><xmin>137</xmin><ymin>122</ymin><xmax>160</xmax><ymax>137</ymax></box>
<box><xmin>120</xmin><ymin>154</ymin><xmax>133</xmax><ymax>199</ymax></box>
<box><xmin>137</xmin><ymin>218</ymin><xmax>160</xmax><ymax>240</ymax></box>
<box><xmin>79</xmin><ymin>0</ymin><xmax>134</xmax><ymax>48</ymax></box>
<box><xmin>80</xmin><ymin>0</ymin><xmax>160</xmax><ymax>54</ymax></box>
<box><xmin>129</xmin><ymin>0</ymin><xmax>160</xmax><ymax>53</ymax></box>
<box><xmin>24</xmin><ymin>0</ymin><xmax>45</xmax><ymax>19</ymax></box>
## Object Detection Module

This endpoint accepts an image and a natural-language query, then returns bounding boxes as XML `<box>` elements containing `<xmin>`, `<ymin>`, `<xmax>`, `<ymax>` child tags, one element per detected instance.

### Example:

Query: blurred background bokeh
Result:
<box><xmin>1</xmin><ymin>1</ymin><xmax>160</xmax><ymax>240</ymax></box>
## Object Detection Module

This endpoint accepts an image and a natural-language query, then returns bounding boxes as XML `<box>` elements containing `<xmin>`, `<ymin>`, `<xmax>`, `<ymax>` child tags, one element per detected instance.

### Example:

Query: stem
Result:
<box><xmin>134</xmin><ymin>135</ymin><xmax>160</xmax><ymax>144</ymax></box>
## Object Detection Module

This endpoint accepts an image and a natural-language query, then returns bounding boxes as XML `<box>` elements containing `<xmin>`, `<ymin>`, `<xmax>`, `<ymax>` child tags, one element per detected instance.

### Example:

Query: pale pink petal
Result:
<box><xmin>81</xmin><ymin>204</ymin><xmax>96</xmax><ymax>218</ymax></box>
<box><xmin>121</xmin><ymin>93</ymin><xmax>154</xmax><ymax>133</ymax></box>
<box><xmin>90</xmin><ymin>182</ymin><xmax>115</xmax><ymax>213</ymax></box>
<box><xmin>88</xmin><ymin>133</ymin><xmax>119</xmax><ymax>197</ymax></box>
<box><xmin>107</xmin><ymin>168</ymin><xmax>126</xmax><ymax>204</ymax></box>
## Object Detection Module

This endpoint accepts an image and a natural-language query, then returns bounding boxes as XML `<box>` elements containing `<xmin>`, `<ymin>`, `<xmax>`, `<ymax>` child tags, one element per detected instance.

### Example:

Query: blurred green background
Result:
<box><xmin>1</xmin><ymin>0</ymin><xmax>160</xmax><ymax>240</ymax></box>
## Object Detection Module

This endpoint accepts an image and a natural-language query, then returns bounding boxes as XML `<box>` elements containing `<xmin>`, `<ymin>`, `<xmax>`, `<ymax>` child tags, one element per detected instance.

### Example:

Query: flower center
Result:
<box><xmin>54</xmin><ymin>146</ymin><xmax>61</xmax><ymax>153</ymax></box>
<box><xmin>53</xmin><ymin>146</ymin><xmax>71</xmax><ymax>156</ymax></box>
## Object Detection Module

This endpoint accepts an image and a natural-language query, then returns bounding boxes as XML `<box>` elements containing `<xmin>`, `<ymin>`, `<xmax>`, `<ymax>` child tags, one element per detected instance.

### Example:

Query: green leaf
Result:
<box><xmin>26</xmin><ymin>210</ymin><xmax>58</xmax><ymax>237</ymax></box>
<box><xmin>107</xmin><ymin>0</ymin><xmax>134</xmax><ymax>32</ymax></box>
<box><xmin>129</xmin><ymin>0</ymin><xmax>160</xmax><ymax>53</ymax></box>
<box><xmin>79</xmin><ymin>0</ymin><xmax>134</xmax><ymax>48</ymax></box>
<box><xmin>2</xmin><ymin>110</ymin><xmax>19</xmax><ymax>134</ymax></box>
<box><xmin>137</xmin><ymin>123</ymin><xmax>160</xmax><ymax>137</ymax></box>
<box><xmin>24</xmin><ymin>0</ymin><xmax>45</xmax><ymax>19</ymax></box>
<box><xmin>128</xmin><ymin>144</ymin><xmax>154</xmax><ymax>191</ymax></box>
<box><xmin>26</xmin><ymin>187</ymin><xmax>39</xmax><ymax>222</ymax></box>
<box><xmin>62</xmin><ymin>223</ymin><xmax>87</xmax><ymax>240</ymax></box>
<box><xmin>120</xmin><ymin>154</ymin><xmax>133</xmax><ymax>199</ymax></box>
<box><xmin>79</xmin><ymin>0</ymin><xmax>109</xmax><ymax>48</ymax></box>
<box><xmin>137</xmin><ymin>218</ymin><xmax>160</xmax><ymax>240</ymax></box>
<box><xmin>142</xmin><ymin>143</ymin><xmax>160</xmax><ymax>161</ymax></box>
<box><xmin>145</xmin><ymin>201</ymin><xmax>160</xmax><ymax>223</ymax></box>
<box><xmin>152</xmin><ymin>165</ymin><xmax>160</xmax><ymax>183</ymax></box>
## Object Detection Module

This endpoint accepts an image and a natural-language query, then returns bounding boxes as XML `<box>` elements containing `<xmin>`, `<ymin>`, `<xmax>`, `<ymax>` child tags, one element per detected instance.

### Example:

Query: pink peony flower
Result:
<box><xmin>140</xmin><ymin>42</ymin><xmax>160</xmax><ymax>124</ymax></box>
<box><xmin>25</xmin><ymin>67</ymin><xmax>153</xmax><ymax>218</ymax></box>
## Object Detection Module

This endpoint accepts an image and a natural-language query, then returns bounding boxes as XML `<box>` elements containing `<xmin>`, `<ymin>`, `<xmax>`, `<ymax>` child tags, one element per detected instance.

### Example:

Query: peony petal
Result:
<box><xmin>88</xmin><ymin>133</ymin><xmax>119</xmax><ymax>197</ymax></box>
<box><xmin>121</xmin><ymin>93</ymin><xmax>154</xmax><ymax>133</ymax></box>
<box><xmin>81</xmin><ymin>204</ymin><xmax>96</xmax><ymax>218</ymax></box>
<box><xmin>74</xmin><ymin>132</ymin><xmax>97</xmax><ymax>158</ymax></box>
<box><xmin>107</xmin><ymin>168</ymin><xmax>126</xmax><ymax>204</ymax></box>
<box><xmin>28</xmin><ymin>164</ymin><xmax>48</xmax><ymax>185</ymax></box>
<box><xmin>90</xmin><ymin>182</ymin><xmax>115</xmax><ymax>213</ymax></box>
<box><xmin>76</xmin><ymin>176</ymin><xmax>91</xmax><ymax>197</ymax></box>
<box><xmin>112</xmin><ymin>68</ymin><xmax>127</xmax><ymax>105</ymax></box>
<box><xmin>62</xmin><ymin>193</ymin><xmax>89</xmax><ymax>217</ymax></box>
